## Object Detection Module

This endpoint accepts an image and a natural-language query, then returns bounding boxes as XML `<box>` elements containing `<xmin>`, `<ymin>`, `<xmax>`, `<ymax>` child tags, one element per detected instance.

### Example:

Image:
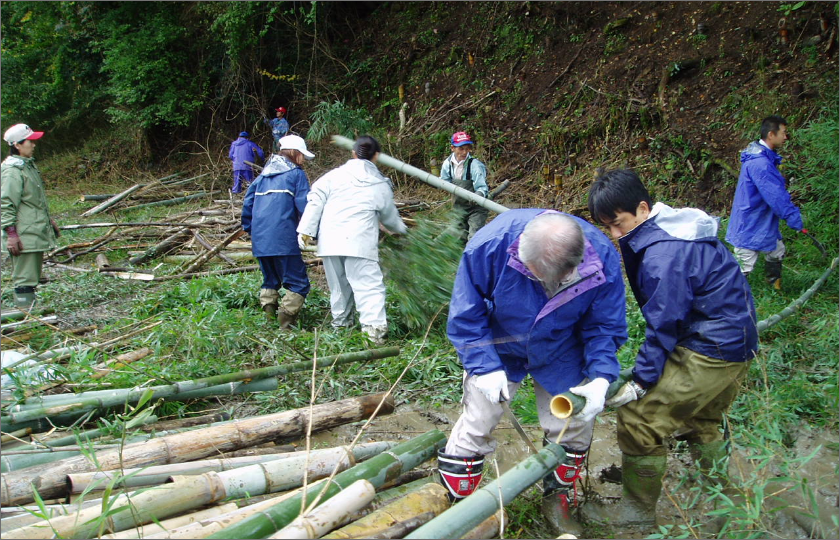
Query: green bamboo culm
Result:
<box><xmin>5</xmin><ymin>347</ymin><xmax>399</xmax><ymax>426</ymax></box>
<box><xmin>206</xmin><ymin>429</ymin><xmax>447</xmax><ymax>539</ymax></box>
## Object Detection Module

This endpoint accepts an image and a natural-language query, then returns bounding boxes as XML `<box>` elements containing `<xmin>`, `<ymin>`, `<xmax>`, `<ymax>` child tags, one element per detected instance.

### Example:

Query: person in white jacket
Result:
<box><xmin>297</xmin><ymin>136</ymin><xmax>407</xmax><ymax>344</ymax></box>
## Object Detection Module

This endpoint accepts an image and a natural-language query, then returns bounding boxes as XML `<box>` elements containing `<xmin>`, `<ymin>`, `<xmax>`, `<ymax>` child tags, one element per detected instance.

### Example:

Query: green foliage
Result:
<box><xmin>777</xmin><ymin>1</ymin><xmax>806</xmax><ymax>17</ymax></box>
<box><xmin>307</xmin><ymin>100</ymin><xmax>375</xmax><ymax>142</ymax></box>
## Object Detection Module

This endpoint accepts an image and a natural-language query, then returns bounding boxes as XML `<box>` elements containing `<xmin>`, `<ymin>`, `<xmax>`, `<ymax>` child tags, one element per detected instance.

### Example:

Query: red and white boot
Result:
<box><xmin>437</xmin><ymin>449</ymin><xmax>485</xmax><ymax>501</ymax></box>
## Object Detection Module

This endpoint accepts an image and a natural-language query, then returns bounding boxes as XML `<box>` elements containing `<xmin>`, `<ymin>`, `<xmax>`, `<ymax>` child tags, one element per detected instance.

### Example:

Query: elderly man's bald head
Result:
<box><xmin>518</xmin><ymin>213</ymin><xmax>585</xmax><ymax>284</ymax></box>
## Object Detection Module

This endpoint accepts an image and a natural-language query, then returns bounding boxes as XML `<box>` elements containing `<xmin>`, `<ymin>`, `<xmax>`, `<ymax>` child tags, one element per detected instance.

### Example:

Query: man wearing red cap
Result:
<box><xmin>1</xmin><ymin>124</ymin><xmax>59</xmax><ymax>310</ymax></box>
<box><xmin>440</xmin><ymin>131</ymin><xmax>489</xmax><ymax>242</ymax></box>
<box><xmin>264</xmin><ymin>107</ymin><xmax>290</xmax><ymax>152</ymax></box>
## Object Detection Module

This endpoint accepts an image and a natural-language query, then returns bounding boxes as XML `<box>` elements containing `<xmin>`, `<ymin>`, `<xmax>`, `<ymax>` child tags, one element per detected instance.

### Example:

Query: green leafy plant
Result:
<box><xmin>307</xmin><ymin>100</ymin><xmax>374</xmax><ymax>142</ymax></box>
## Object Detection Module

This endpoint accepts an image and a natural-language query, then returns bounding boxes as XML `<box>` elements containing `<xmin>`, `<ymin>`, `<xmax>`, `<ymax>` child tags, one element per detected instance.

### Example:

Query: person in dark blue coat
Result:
<box><xmin>585</xmin><ymin>168</ymin><xmax>758</xmax><ymax>529</ymax></box>
<box><xmin>437</xmin><ymin>209</ymin><xmax>627</xmax><ymax>535</ymax></box>
<box><xmin>242</xmin><ymin>135</ymin><xmax>314</xmax><ymax>327</ymax></box>
<box><xmin>725</xmin><ymin>115</ymin><xmax>804</xmax><ymax>289</ymax></box>
<box><xmin>229</xmin><ymin>132</ymin><xmax>265</xmax><ymax>194</ymax></box>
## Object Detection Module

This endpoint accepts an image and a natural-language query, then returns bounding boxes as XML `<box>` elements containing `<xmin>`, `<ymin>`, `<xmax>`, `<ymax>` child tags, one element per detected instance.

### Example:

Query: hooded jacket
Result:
<box><xmin>447</xmin><ymin>209</ymin><xmax>627</xmax><ymax>396</ymax></box>
<box><xmin>441</xmin><ymin>153</ymin><xmax>489</xmax><ymax>209</ymax></box>
<box><xmin>241</xmin><ymin>155</ymin><xmax>309</xmax><ymax>257</ymax></box>
<box><xmin>1</xmin><ymin>155</ymin><xmax>56</xmax><ymax>253</ymax></box>
<box><xmin>297</xmin><ymin>159</ymin><xmax>407</xmax><ymax>261</ymax></box>
<box><xmin>621</xmin><ymin>203</ymin><xmax>758</xmax><ymax>388</ymax></box>
<box><xmin>229</xmin><ymin>137</ymin><xmax>265</xmax><ymax>172</ymax></box>
<box><xmin>725</xmin><ymin>141</ymin><xmax>803</xmax><ymax>251</ymax></box>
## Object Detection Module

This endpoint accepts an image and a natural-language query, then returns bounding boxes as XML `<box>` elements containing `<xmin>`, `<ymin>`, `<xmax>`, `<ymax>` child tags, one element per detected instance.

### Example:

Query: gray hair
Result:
<box><xmin>518</xmin><ymin>213</ymin><xmax>585</xmax><ymax>283</ymax></box>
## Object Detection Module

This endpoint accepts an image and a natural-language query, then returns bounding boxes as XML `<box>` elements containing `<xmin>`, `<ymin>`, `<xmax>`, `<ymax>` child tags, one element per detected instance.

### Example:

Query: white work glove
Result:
<box><xmin>473</xmin><ymin>370</ymin><xmax>510</xmax><ymax>404</ymax></box>
<box><xmin>568</xmin><ymin>377</ymin><xmax>610</xmax><ymax>423</ymax></box>
<box><xmin>297</xmin><ymin>233</ymin><xmax>314</xmax><ymax>250</ymax></box>
<box><xmin>605</xmin><ymin>379</ymin><xmax>648</xmax><ymax>408</ymax></box>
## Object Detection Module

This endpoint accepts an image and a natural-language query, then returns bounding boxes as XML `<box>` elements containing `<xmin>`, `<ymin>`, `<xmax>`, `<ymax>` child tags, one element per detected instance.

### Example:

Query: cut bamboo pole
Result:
<box><xmin>324</xmin><ymin>481</ymin><xmax>450</xmax><ymax>539</ymax></box>
<box><xmin>0</xmin><ymin>308</ymin><xmax>55</xmax><ymax>323</ymax></box>
<box><xmin>269</xmin><ymin>479</ymin><xmax>376</xmax><ymax>539</ymax></box>
<box><xmin>119</xmin><ymin>191</ymin><xmax>221</xmax><ymax>213</ymax></box>
<box><xmin>11</xmin><ymin>441</ymin><xmax>394</xmax><ymax>538</ymax></box>
<box><xmin>0</xmin><ymin>392</ymin><xmax>395</xmax><ymax>506</ymax></box>
<box><xmin>129</xmin><ymin>227</ymin><xmax>192</xmax><ymax>266</ymax></box>
<box><xmin>99</xmin><ymin>503</ymin><xmax>239</xmax><ymax>539</ymax></box>
<box><xmin>0</xmin><ymin>498</ymin><xmax>103</xmax><ymax>534</ymax></box>
<box><xmin>179</xmin><ymin>229</ymin><xmax>244</xmax><ymax>275</ymax></box>
<box><xmin>81</xmin><ymin>184</ymin><xmax>144</xmax><ymax>217</ymax></box>
<box><xmin>153</xmin><ymin>265</ymin><xmax>259</xmax><ymax>281</ymax></box>
<box><xmin>67</xmin><ymin>443</ymin><xmax>393</xmax><ymax>493</ymax></box>
<box><xmin>12</xmin><ymin>347</ymin><xmax>399</xmax><ymax>415</ymax></box>
<box><xmin>0</xmin><ymin>427</ymin><xmax>32</xmax><ymax>443</ymax></box>
<box><xmin>460</xmin><ymin>510</ymin><xmax>507</xmax><ymax>539</ymax></box>
<box><xmin>60</xmin><ymin>222</ymin><xmax>222</xmax><ymax>230</ymax></box>
<box><xmin>192</xmin><ymin>230</ymin><xmax>236</xmax><ymax>264</ymax></box>
<box><xmin>137</xmin><ymin>411</ymin><xmax>230</xmax><ymax>432</ymax></box>
<box><xmin>757</xmin><ymin>257</ymin><xmax>838</xmax><ymax>332</ymax></box>
<box><xmin>90</xmin><ymin>347</ymin><xmax>153</xmax><ymax>380</ymax></box>
<box><xmin>206</xmin><ymin>429</ymin><xmax>447</xmax><ymax>539</ymax></box>
<box><xmin>162</xmin><ymin>251</ymin><xmax>253</xmax><ymax>263</ymax></box>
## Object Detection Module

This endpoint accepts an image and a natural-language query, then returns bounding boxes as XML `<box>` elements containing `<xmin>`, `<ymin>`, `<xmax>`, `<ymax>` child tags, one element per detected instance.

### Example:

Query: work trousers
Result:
<box><xmin>322</xmin><ymin>256</ymin><xmax>387</xmax><ymax>328</ymax></box>
<box><xmin>445</xmin><ymin>372</ymin><xmax>595</xmax><ymax>457</ymax></box>
<box><xmin>453</xmin><ymin>204</ymin><xmax>489</xmax><ymax>243</ymax></box>
<box><xmin>231</xmin><ymin>169</ymin><xmax>255</xmax><ymax>194</ymax></box>
<box><xmin>257</xmin><ymin>255</ymin><xmax>310</xmax><ymax>297</ymax></box>
<box><xmin>8</xmin><ymin>251</ymin><xmax>44</xmax><ymax>289</ymax></box>
<box><xmin>617</xmin><ymin>346</ymin><xmax>749</xmax><ymax>456</ymax></box>
<box><xmin>733</xmin><ymin>239</ymin><xmax>786</xmax><ymax>274</ymax></box>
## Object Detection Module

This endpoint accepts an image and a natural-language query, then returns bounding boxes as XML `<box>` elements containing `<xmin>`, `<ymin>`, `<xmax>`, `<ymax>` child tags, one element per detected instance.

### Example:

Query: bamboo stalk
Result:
<box><xmin>129</xmin><ymin>227</ymin><xmax>192</xmax><ymax>265</ymax></box>
<box><xmin>153</xmin><ymin>265</ymin><xmax>259</xmax><ymax>281</ymax></box>
<box><xmin>90</xmin><ymin>347</ymin><xmax>153</xmax><ymax>380</ymax></box>
<box><xmin>270</xmin><ymin>479</ymin><xmax>376</xmax><ymax>539</ymax></box>
<box><xmin>67</xmin><ymin>443</ymin><xmax>393</xmax><ymax>493</ymax></box>
<box><xmin>0</xmin><ymin>498</ymin><xmax>104</xmax><ymax>534</ymax></box>
<box><xmin>192</xmin><ymin>230</ymin><xmax>236</xmax><ymax>264</ymax></box>
<box><xmin>162</xmin><ymin>251</ymin><xmax>254</xmax><ymax>263</ymax></box>
<box><xmin>99</xmin><ymin>503</ymin><xmax>239</xmax><ymax>539</ymax></box>
<box><xmin>179</xmin><ymin>229</ymin><xmax>244</xmax><ymax>275</ymax></box>
<box><xmin>12</xmin><ymin>441</ymin><xmax>394</xmax><ymax>538</ymax></box>
<box><xmin>460</xmin><ymin>510</ymin><xmax>507</xmax><ymax>539</ymax></box>
<box><xmin>137</xmin><ymin>411</ymin><xmax>230</xmax><ymax>432</ymax></box>
<box><xmin>81</xmin><ymin>184</ymin><xmax>144</xmax><ymax>217</ymax></box>
<box><xmin>119</xmin><ymin>191</ymin><xmax>221</xmax><ymax>213</ymax></box>
<box><xmin>206</xmin><ymin>429</ymin><xmax>447</xmax><ymax>539</ymax></box>
<box><xmin>0</xmin><ymin>308</ymin><xmax>55</xmax><ymax>323</ymax></box>
<box><xmin>0</xmin><ymin>427</ymin><xmax>32</xmax><ymax>443</ymax></box>
<box><xmin>325</xmin><ymin>481</ymin><xmax>449</xmax><ymax>539</ymax></box>
<box><xmin>60</xmin><ymin>222</ymin><xmax>222</xmax><ymax>230</ymax></box>
<box><xmin>757</xmin><ymin>257</ymin><xmax>838</xmax><ymax>332</ymax></box>
<box><xmin>0</xmin><ymin>392</ymin><xmax>395</xmax><ymax>506</ymax></box>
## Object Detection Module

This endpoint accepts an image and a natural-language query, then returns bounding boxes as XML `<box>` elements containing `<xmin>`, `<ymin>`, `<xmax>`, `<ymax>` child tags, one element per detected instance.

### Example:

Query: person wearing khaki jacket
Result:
<box><xmin>1</xmin><ymin>124</ymin><xmax>58</xmax><ymax>309</ymax></box>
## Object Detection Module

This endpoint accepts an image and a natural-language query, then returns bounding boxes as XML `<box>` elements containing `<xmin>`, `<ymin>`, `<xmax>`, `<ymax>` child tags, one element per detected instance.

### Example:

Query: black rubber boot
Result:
<box><xmin>437</xmin><ymin>449</ymin><xmax>484</xmax><ymax>501</ymax></box>
<box><xmin>13</xmin><ymin>286</ymin><xmax>37</xmax><ymax>311</ymax></box>
<box><xmin>765</xmin><ymin>260</ymin><xmax>783</xmax><ymax>289</ymax></box>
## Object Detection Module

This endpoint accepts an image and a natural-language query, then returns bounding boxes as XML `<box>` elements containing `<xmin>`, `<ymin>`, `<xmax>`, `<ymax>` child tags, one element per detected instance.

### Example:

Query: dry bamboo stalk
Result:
<box><xmin>118</xmin><ymin>191</ymin><xmax>221</xmax><ymax>213</ymax></box>
<box><xmin>129</xmin><ymin>227</ymin><xmax>192</xmax><ymax>266</ymax></box>
<box><xmin>60</xmin><ymin>222</ymin><xmax>221</xmax><ymax>230</ymax></box>
<box><xmin>90</xmin><ymin>347</ymin><xmax>153</xmax><ymax>380</ymax></box>
<box><xmin>192</xmin><ymin>230</ymin><xmax>236</xmax><ymax>264</ymax></box>
<box><xmin>270</xmin><ymin>479</ymin><xmax>376</xmax><ymax>539</ymax></box>
<box><xmin>459</xmin><ymin>510</ymin><xmax>507</xmax><ymax>539</ymax></box>
<box><xmin>162</xmin><ymin>251</ymin><xmax>253</xmax><ymax>263</ymax></box>
<box><xmin>0</xmin><ymin>393</ymin><xmax>394</xmax><ymax>506</ymax></box>
<box><xmin>81</xmin><ymin>184</ymin><xmax>144</xmax><ymax>217</ymax></box>
<box><xmin>179</xmin><ymin>229</ymin><xmax>244</xmax><ymax>275</ymax></box>
<box><xmin>153</xmin><ymin>265</ymin><xmax>259</xmax><ymax>281</ymax></box>
<box><xmin>0</xmin><ymin>498</ymin><xmax>103</xmax><ymax>534</ymax></box>
<box><xmin>138</xmin><ymin>411</ymin><xmax>231</xmax><ymax>433</ymax></box>
<box><xmin>324</xmin><ymin>482</ymin><xmax>449</xmax><ymax>539</ymax></box>
<box><xmin>0</xmin><ymin>427</ymin><xmax>32</xmax><ymax>443</ymax></box>
<box><xmin>95</xmin><ymin>253</ymin><xmax>112</xmax><ymax>270</ymax></box>
<box><xmin>143</xmin><ymin>490</ymin><xmax>300</xmax><ymax>539</ymax></box>
<box><xmin>99</xmin><ymin>503</ymin><xmax>239</xmax><ymax>539</ymax></box>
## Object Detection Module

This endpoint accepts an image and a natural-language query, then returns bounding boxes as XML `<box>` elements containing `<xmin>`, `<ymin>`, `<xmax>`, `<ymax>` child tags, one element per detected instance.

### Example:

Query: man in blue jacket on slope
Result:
<box><xmin>438</xmin><ymin>209</ymin><xmax>627</xmax><ymax>536</ymax></box>
<box><xmin>725</xmin><ymin>115</ymin><xmax>805</xmax><ymax>289</ymax></box>
<box><xmin>229</xmin><ymin>131</ymin><xmax>264</xmax><ymax>194</ymax></box>
<box><xmin>586</xmin><ymin>169</ymin><xmax>758</xmax><ymax>530</ymax></box>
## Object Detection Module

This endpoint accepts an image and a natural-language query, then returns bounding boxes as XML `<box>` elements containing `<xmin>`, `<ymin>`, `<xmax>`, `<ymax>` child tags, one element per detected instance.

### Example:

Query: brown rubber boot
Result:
<box><xmin>581</xmin><ymin>453</ymin><xmax>666</xmax><ymax>529</ymax></box>
<box><xmin>541</xmin><ymin>445</ymin><xmax>586</xmax><ymax>537</ymax></box>
<box><xmin>259</xmin><ymin>288</ymin><xmax>280</xmax><ymax>323</ymax></box>
<box><xmin>278</xmin><ymin>291</ymin><xmax>305</xmax><ymax>329</ymax></box>
<box><xmin>262</xmin><ymin>303</ymin><xmax>278</xmax><ymax>323</ymax></box>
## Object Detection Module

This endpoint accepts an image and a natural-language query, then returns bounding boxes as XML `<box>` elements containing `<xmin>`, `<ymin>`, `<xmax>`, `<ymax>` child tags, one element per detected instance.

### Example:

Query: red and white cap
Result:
<box><xmin>275</xmin><ymin>107</ymin><xmax>287</xmax><ymax>114</ymax></box>
<box><xmin>451</xmin><ymin>131</ymin><xmax>473</xmax><ymax>147</ymax></box>
<box><xmin>4</xmin><ymin>124</ymin><xmax>44</xmax><ymax>146</ymax></box>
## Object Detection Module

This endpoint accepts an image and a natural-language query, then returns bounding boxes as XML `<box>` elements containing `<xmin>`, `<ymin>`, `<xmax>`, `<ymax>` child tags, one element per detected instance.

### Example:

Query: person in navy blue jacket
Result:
<box><xmin>438</xmin><ymin>209</ymin><xmax>627</xmax><ymax>535</ymax></box>
<box><xmin>242</xmin><ymin>135</ymin><xmax>314</xmax><ymax>328</ymax></box>
<box><xmin>585</xmin><ymin>168</ymin><xmax>758</xmax><ymax>529</ymax></box>
<box><xmin>725</xmin><ymin>115</ymin><xmax>804</xmax><ymax>289</ymax></box>
<box><xmin>229</xmin><ymin>132</ymin><xmax>265</xmax><ymax>194</ymax></box>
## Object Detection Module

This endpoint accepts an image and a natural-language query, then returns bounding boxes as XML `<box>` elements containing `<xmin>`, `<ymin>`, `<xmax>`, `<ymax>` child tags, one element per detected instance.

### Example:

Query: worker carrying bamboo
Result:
<box><xmin>584</xmin><ymin>169</ymin><xmax>758</xmax><ymax>531</ymax></box>
<box><xmin>296</xmin><ymin>135</ymin><xmax>407</xmax><ymax>345</ymax></box>
<box><xmin>228</xmin><ymin>131</ymin><xmax>264</xmax><ymax>194</ymax></box>
<box><xmin>439</xmin><ymin>209</ymin><xmax>627</xmax><ymax>536</ymax></box>
<box><xmin>725</xmin><ymin>115</ymin><xmax>805</xmax><ymax>289</ymax></box>
<box><xmin>263</xmin><ymin>106</ymin><xmax>290</xmax><ymax>152</ymax></box>
<box><xmin>242</xmin><ymin>135</ymin><xmax>314</xmax><ymax>328</ymax></box>
<box><xmin>440</xmin><ymin>131</ymin><xmax>489</xmax><ymax>242</ymax></box>
<box><xmin>1</xmin><ymin>123</ymin><xmax>59</xmax><ymax>310</ymax></box>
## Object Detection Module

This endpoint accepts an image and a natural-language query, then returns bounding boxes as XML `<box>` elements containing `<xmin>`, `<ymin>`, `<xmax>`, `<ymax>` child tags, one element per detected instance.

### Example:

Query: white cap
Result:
<box><xmin>4</xmin><ymin>124</ymin><xmax>44</xmax><ymax>146</ymax></box>
<box><xmin>278</xmin><ymin>135</ymin><xmax>315</xmax><ymax>160</ymax></box>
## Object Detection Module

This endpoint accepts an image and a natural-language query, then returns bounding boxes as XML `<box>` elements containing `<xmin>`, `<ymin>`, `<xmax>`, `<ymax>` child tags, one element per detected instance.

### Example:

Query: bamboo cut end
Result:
<box><xmin>550</xmin><ymin>395</ymin><xmax>573</xmax><ymax>419</ymax></box>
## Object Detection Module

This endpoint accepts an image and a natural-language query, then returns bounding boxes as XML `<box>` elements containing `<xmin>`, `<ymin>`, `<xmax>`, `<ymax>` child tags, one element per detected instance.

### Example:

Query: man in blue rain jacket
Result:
<box><xmin>725</xmin><ymin>115</ymin><xmax>804</xmax><ymax>288</ymax></box>
<box><xmin>437</xmin><ymin>208</ymin><xmax>627</xmax><ymax>536</ymax></box>
<box><xmin>229</xmin><ymin>132</ymin><xmax>264</xmax><ymax>194</ymax></box>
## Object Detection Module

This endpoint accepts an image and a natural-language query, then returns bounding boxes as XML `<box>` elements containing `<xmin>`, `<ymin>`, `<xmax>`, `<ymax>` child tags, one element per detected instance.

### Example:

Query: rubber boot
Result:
<box><xmin>259</xmin><ymin>288</ymin><xmax>280</xmax><ymax>323</ymax></box>
<box><xmin>362</xmin><ymin>324</ymin><xmax>387</xmax><ymax>345</ymax></box>
<box><xmin>689</xmin><ymin>439</ymin><xmax>730</xmax><ymax>481</ymax></box>
<box><xmin>437</xmin><ymin>449</ymin><xmax>484</xmax><ymax>501</ymax></box>
<box><xmin>581</xmin><ymin>454</ymin><xmax>666</xmax><ymax>529</ymax></box>
<box><xmin>13</xmin><ymin>286</ymin><xmax>37</xmax><ymax>311</ymax></box>
<box><xmin>541</xmin><ymin>446</ymin><xmax>586</xmax><ymax>537</ymax></box>
<box><xmin>765</xmin><ymin>260</ymin><xmax>782</xmax><ymax>290</ymax></box>
<box><xmin>277</xmin><ymin>291</ymin><xmax>305</xmax><ymax>329</ymax></box>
